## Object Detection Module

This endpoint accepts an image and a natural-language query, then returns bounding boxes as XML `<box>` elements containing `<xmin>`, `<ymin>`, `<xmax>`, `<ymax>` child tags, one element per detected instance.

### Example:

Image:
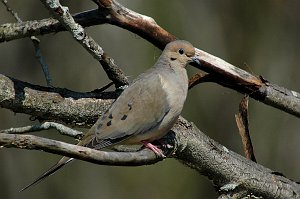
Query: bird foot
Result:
<box><xmin>141</xmin><ymin>141</ymin><xmax>166</xmax><ymax>158</ymax></box>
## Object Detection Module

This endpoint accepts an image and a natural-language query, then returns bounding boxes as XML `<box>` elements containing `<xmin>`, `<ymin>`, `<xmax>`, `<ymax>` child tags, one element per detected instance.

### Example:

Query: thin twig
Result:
<box><xmin>31</xmin><ymin>36</ymin><xmax>53</xmax><ymax>87</ymax></box>
<box><xmin>2</xmin><ymin>0</ymin><xmax>53</xmax><ymax>87</ymax></box>
<box><xmin>40</xmin><ymin>0</ymin><xmax>129</xmax><ymax>88</ymax></box>
<box><xmin>1</xmin><ymin>0</ymin><xmax>22</xmax><ymax>22</ymax></box>
<box><xmin>235</xmin><ymin>96</ymin><xmax>256</xmax><ymax>162</ymax></box>
<box><xmin>90</xmin><ymin>81</ymin><xmax>114</xmax><ymax>93</ymax></box>
<box><xmin>188</xmin><ymin>72</ymin><xmax>213</xmax><ymax>90</ymax></box>
<box><xmin>0</xmin><ymin>122</ymin><xmax>83</xmax><ymax>139</ymax></box>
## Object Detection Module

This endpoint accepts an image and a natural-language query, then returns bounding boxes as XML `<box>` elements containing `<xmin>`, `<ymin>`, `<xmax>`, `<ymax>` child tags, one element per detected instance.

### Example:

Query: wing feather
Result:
<box><xmin>90</xmin><ymin>72</ymin><xmax>170</xmax><ymax>147</ymax></box>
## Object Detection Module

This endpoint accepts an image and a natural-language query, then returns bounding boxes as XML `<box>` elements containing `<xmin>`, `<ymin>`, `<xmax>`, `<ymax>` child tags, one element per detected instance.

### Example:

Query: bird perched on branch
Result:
<box><xmin>21</xmin><ymin>40</ymin><xmax>201</xmax><ymax>191</ymax></box>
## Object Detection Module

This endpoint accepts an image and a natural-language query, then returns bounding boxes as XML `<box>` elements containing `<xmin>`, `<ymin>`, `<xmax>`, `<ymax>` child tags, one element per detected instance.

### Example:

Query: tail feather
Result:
<box><xmin>20</xmin><ymin>130</ymin><xmax>95</xmax><ymax>192</ymax></box>
<box><xmin>20</xmin><ymin>157</ymin><xmax>74</xmax><ymax>192</ymax></box>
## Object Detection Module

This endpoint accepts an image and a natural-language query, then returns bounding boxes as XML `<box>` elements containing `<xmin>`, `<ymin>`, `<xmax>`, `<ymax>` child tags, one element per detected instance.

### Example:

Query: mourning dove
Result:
<box><xmin>21</xmin><ymin>40</ymin><xmax>201</xmax><ymax>191</ymax></box>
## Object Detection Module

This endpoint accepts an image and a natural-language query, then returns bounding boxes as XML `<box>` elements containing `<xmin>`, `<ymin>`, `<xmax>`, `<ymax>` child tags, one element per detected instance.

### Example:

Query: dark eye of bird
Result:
<box><xmin>178</xmin><ymin>48</ymin><xmax>184</xmax><ymax>55</ymax></box>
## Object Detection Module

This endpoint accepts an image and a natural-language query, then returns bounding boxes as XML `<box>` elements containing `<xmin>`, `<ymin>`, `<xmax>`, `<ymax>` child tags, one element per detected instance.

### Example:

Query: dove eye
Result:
<box><xmin>178</xmin><ymin>48</ymin><xmax>184</xmax><ymax>55</ymax></box>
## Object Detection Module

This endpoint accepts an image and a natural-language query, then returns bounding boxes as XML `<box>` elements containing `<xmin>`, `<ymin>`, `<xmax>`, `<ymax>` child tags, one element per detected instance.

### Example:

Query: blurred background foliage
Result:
<box><xmin>0</xmin><ymin>0</ymin><xmax>300</xmax><ymax>198</ymax></box>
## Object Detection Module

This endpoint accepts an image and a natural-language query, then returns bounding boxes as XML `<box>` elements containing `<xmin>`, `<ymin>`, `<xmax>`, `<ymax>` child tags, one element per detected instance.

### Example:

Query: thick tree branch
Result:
<box><xmin>0</xmin><ymin>74</ymin><xmax>117</xmax><ymax>126</ymax></box>
<box><xmin>1</xmin><ymin>1</ymin><xmax>299</xmax><ymax>117</ymax></box>
<box><xmin>173</xmin><ymin>117</ymin><xmax>300</xmax><ymax>198</ymax></box>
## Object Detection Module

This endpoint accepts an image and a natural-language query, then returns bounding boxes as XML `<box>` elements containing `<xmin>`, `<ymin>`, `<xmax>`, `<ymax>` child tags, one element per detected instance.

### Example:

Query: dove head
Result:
<box><xmin>162</xmin><ymin>40</ymin><xmax>201</xmax><ymax>68</ymax></box>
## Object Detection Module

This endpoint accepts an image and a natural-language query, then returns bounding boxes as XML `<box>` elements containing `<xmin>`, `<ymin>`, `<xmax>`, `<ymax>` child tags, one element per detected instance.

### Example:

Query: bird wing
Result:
<box><xmin>88</xmin><ymin>71</ymin><xmax>171</xmax><ymax>149</ymax></box>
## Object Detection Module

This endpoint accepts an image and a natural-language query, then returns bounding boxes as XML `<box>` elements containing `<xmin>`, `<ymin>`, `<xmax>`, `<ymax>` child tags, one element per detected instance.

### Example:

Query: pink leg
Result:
<box><xmin>141</xmin><ymin>141</ymin><xmax>166</xmax><ymax>158</ymax></box>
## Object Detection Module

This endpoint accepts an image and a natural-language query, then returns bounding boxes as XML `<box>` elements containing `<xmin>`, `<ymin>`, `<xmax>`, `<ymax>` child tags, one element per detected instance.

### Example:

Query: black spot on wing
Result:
<box><xmin>106</xmin><ymin>120</ymin><xmax>112</xmax><ymax>126</ymax></box>
<box><xmin>108</xmin><ymin>114</ymin><xmax>113</xmax><ymax>119</ymax></box>
<box><xmin>97</xmin><ymin>123</ymin><xmax>102</xmax><ymax>130</ymax></box>
<box><xmin>128</xmin><ymin>102</ymin><xmax>132</xmax><ymax>110</ymax></box>
<box><xmin>121</xmin><ymin>115</ymin><xmax>127</xmax><ymax>120</ymax></box>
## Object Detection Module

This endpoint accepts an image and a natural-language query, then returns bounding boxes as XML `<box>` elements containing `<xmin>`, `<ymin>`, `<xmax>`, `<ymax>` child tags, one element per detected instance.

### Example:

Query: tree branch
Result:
<box><xmin>0</xmin><ymin>9</ymin><xmax>101</xmax><ymax>42</ymax></box>
<box><xmin>31</xmin><ymin>36</ymin><xmax>53</xmax><ymax>87</ymax></box>
<box><xmin>1</xmin><ymin>1</ymin><xmax>299</xmax><ymax>117</ymax></box>
<box><xmin>0</xmin><ymin>116</ymin><xmax>299</xmax><ymax>198</ymax></box>
<box><xmin>0</xmin><ymin>122</ymin><xmax>83</xmax><ymax>139</ymax></box>
<box><xmin>40</xmin><ymin>0</ymin><xmax>128</xmax><ymax>88</ymax></box>
<box><xmin>0</xmin><ymin>133</ymin><xmax>162</xmax><ymax>166</ymax></box>
<box><xmin>235</xmin><ymin>96</ymin><xmax>256</xmax><ymax>162</ymax></box>
<box><xmin>0</xmin><ymin>74</ymin><xmax>117</xmax><ymax>126</ymax></box>
<box><xmin>2</xmin><ymin>0</ymin><xmax>53</xmax><ymax>86</ymax></box>
<box><xmin>173</xmin><ymin>117</ymin><xmax>300</xmax><ymax>198</ymax></box>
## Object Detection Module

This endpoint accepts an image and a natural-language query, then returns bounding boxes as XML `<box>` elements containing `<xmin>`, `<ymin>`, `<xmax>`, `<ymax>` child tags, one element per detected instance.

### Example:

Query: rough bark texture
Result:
<box><xmin>0</xmin><ymin>74</ymin><xmax>116</xmax><ymax>126</ymax></box>
<box><xmin>174</xmin><ymin>117</ymin><xmax>300</xmax><ymax>198</ymax></box>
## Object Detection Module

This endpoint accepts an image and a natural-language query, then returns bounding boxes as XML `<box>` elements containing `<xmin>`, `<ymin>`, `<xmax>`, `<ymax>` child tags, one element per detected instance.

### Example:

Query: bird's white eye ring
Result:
<box><xmin>178</xmin><ymin>48</ymin><xmax>184</xmax><ymax>55</ymax></box>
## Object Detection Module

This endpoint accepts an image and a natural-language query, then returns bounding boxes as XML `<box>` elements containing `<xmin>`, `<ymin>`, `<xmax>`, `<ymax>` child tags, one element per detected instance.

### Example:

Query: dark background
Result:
<box><xmin>1</xmin><ymin>1</ymin><xmax>299</xmax><ymax>198</ymax></box>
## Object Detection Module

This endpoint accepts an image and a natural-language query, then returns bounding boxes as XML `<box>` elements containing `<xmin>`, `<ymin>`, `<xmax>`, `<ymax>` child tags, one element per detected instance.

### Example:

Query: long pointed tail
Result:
<box><xmin>20</xmin><ymin>157</ymin><xmax>74</xmax><ymax>192</ymax></box>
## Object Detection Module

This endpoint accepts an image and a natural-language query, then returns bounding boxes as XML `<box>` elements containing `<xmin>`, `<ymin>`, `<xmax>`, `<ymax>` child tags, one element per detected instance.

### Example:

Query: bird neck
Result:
<box><xmin>155</xmin><ymin>55</ymin><xmax>170</xmax><ymax>68</ymax></box>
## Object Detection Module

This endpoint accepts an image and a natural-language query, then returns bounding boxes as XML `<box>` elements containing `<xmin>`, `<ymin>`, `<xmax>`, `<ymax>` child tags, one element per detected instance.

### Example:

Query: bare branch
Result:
<box><xmin>188</xmin><ymin>72</ymin><xmax>213</xmax><ymax>90</ymax></box>
<box><xmin>31</xmin><ymin>36</ymin><xmax>53</xmax><ymax>87</ymax></box>
<box><xmin>0</xmin><ymin>122</ymin><xmax>83</xmax><ymax>139</ymax></box>
<box><xmin>1</xmin><ymin>1</ymin><xmax>299</xmax><ymax>117</ymax></box>
<box><xmin>0</xmin><ymin>9</ymin><xmax>105</xmax><ymax>42</ymax></box>
<box><xmin>2</xmin><ymin>0</ymin><xmax>22</xmax><ymax>23</ymax></box>
<box><xmin>174</xmin><ymin>117</ymin><xmax>300</xmax><ymax>198</ymax></box>
<box><xmin>2</xmin><ymin>0</ymin><xmax>53</xmax><ymax>86</ymax></box>
<box><xmin>40</xmin><ymin>0</ymin><xmax>129</xmax><ymax>88</ymax></box>
<box><xmin>235</xmin><ymin>96</ymin><xmax>256</xmax><ymax>162</ymax></box>
<box><xmin>0</xmin><ymin>74</ymin><xmax>117</xmax><ymax>126</ymax></box>
<box><xmin>0</xmin><ymin>115</ymin><xmax>299</xmax><ymax>198</ymax></box>
<box><xmin>0</xmin><ymin>133</ymin><xmax>163</xmax><ymax>166</ymax></box>
<box><xmin>254</xmin><ymin>81</ymin><xmax>300</xmax><ymax>118</ymax></box>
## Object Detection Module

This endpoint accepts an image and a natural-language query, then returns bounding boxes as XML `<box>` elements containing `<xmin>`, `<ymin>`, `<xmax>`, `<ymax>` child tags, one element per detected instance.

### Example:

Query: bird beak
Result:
<box><xmin>191</xmin><ymin>57</ymin><xmax>201</xmax><ymax>68</ymax></box>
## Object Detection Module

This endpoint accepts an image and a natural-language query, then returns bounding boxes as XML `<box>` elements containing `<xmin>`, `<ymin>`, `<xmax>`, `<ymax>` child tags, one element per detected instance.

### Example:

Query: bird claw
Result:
<box><xmin>141</xmin><ymin>141</ymin><xmax>166</xmax><ymax>158</ymax></box>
